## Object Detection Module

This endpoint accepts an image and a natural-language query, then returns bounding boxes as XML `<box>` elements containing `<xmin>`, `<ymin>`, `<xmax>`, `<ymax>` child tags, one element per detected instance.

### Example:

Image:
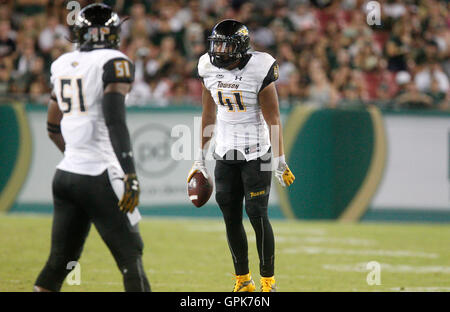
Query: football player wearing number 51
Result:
<box><xmin>34</xmin><ymin>4</ymin><xmax>150</xmax><ymax>292</ymax></box>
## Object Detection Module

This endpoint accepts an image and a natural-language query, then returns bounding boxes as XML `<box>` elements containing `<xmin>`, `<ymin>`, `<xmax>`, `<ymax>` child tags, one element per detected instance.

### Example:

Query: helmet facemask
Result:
<box><xmin>208</xmin><ymin>37</ymin><xmax>242</xmax><ymax>68</ymax></box>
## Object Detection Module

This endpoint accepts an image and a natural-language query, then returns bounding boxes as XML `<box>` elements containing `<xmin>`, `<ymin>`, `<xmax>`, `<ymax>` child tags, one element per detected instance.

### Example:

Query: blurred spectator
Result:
<box><xmin>426</xmin><ymin>75</ymin><xmax>447</xmax><ymax>106</ymax></box>
<box><xmin>14</xmin><ymin>0</ymin><xmax>48</xmax><ymax>17</ymax></box>
<box><xmin>383</xmin><ymin>0</ymin><xmax>407</xmax><ymax>21</ymax></box>
<box><xmin>353</xmin><ymin>41</ymin><xmax>380</xmax><ymax>72</ymax></box>
<box><xmin>0</xmin><ymin>20</ymin><xmax>16</xmax><ymax>57</ymax></box>
<box><xmin>373</xmin><ymin>64</ymin><xmax>397</xmax><ymax>107</ymax></box>
<box><xmin>394</xmin><ymin>71</ymin><xmax>434</xmax><ymax>109</ymax></box>
<box><xmin>396</xmin><ymin>70</ymin><xmax>412</xmax><ymax>86</ymax></box>
<box><xmin>337</xmin><ymin>84</ymin><xmax>365</xmax><ymax>109</ymax></box>
<box><xmin>120</xmin><ymin>3</ymin><xmax>156</xmax><ymax>42</ymax></box>
<box><xmin>288</xmin><ymin>3</ymin><xmax>318</xmax><ymax>32</ymax></box>
<box><xmin>0</xmin><ymin>62</ymin><xmax>12</xmax><ymax>95</ymax></box>
<box><xmin>306</xmin><ymin>59</ymin><xmax>339</xmax><ymax>108</ymax></box>
<box><xmin>332</xmin><ymin>63</ymin><xmax>352</xmax><ymax>93</ymax></box>
<box><xmin>394</xmin><ymin>81</ymin><xmax>434</xmax><ymax>109</ymax></box>
<box><xmin>29</xmin><ymin>80</ymin><xmax>50</xmax><ymax>105</ymax></box>
<box><xmin>415</xmin><ymin>62</ymin><xmax>449</xmax><ymax>93</ymax></box>
<box><xmin>127</xmin><ymin>73</ymin><xmax>172</xmax><ymax>107</ymax></box>
<box><xmin>11</xmin><ymin>37</ymin><xmax>41</xmax><ymax>93</ymax></box>
<box><xmin>438</xmin><ymin>92</ymin><xmax>450</xmax><ymax>111</ymax></box>
<box><xmin>251</xmin><ymin>20</ymin><xmax>275</xmax><ymax>50</ymax></box>
<box><xmin>385</xmin><ymin>19</ymin><xmax>410</xmax><ymax>72</ymax></box>
<box><xmin>276</xmin><ymin>42</ymin><xmax>297</xmax><ymax>84</ymax></box>
<box><xmin>38</xmin><ymin>16</ymin><xmax>69</xmax><ymax>54</ymax></box>
<box><xmin>0</xmin><ymin>0</ymin><xmax>448</xmax><ymax>112</ymax></box>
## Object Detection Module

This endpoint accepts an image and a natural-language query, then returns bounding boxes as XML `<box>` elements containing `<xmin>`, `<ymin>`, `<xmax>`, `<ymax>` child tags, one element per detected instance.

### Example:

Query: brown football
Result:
<box><xmin>188</xmin><ymin>171</ymin><xmax>213</xmax><ymax>208</ymax></box>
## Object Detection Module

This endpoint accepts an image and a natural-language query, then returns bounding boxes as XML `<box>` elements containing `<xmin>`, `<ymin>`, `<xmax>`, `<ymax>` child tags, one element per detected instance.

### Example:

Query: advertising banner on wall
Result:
<box><xmin>364</xmin><ymin>114</ymin><xmax>450</xmax><ymax>221</ymax></box>
<box><xmin>7</xmin><ymin>106</ymin><xmax>450</xmax><ymax>222</ymax></box>
<box><xmin>12</xmin><ymin>108</ymin><xmax>282</xmax><ymax>218</ymax></box>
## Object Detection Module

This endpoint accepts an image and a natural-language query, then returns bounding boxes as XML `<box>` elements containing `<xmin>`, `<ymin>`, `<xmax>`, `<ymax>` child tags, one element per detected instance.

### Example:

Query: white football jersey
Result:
<box><xmin>50</xmin><ymin>48</ymin><xmax>133</xmax><ymax>176</ymax></box>
<box><xmin>198</xmin><ymin>51</ymin><xmax>278</xmax><ymax>161</ymax></box>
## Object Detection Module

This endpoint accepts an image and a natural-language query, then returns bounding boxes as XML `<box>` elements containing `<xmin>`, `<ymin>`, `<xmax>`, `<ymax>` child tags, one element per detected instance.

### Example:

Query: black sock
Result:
<box><xmin>223</xmin><ymin>217</ymin><xmax>249</xmax><ymax>275</ymax></box>
<box><xmin>121</xmin><ymin>257</ymin><xmax>151</xmax><ymax>292</ymax></box>
<box><xmin>249</xmin><ymin>216</ymin><xmax>275</xmax><ymax>277</ymax></box>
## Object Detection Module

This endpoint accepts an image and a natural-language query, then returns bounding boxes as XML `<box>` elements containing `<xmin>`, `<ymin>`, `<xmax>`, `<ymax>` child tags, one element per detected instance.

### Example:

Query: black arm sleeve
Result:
<box><xmin>102</xmin><ymin>92</ymin><xmax>136</xmax><ymax>174</ymax></box>
<box><xmin>259</xmin><ymin>61</ymin><xmax>279</xmax><ymax>93</ymax></box>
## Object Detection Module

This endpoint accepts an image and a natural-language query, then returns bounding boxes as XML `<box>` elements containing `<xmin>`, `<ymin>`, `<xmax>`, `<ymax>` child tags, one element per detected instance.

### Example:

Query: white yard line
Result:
<box><xmin>259</xmin><ymin>235</ymin><xmax>376</xmax><ymax>246</ymax></box>
<box><xmin>390</xmin><ymin>287</ymin><xmax>450</xmax><ymax>292</ymax></box>
<box><xmin>185</xmin><ymin>224</ymin><xmax>328</xmax><ymax>236</ymax></box>
<box><xmin>280</xmin><ymin>246</ymin><xmax>439</xmax><ymax>259</ymax></box>
<box><xmin>274</xmin><ymin>228</ymin><xmax>327</xmax><ymax>236</ymax></box>
<box><xmin>323</xmin><ymin>262</ymin><xmax>450</xmax><ymax>274</ymax></box>
<box><xmin>78</xmin><ymin>281</ymin><xmax>122</xmax><ymax>286</ymax></box>
<box><xmin>184</xmin><ymin>224</ymin><xmax>227</xmax><ymax>232</ymax></box>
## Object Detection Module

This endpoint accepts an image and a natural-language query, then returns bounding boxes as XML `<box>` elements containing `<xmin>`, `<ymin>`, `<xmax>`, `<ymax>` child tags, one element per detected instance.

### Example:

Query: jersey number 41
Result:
<box><xmin>217</xmin><ymin>90</ymin><xmax>246</xmax><ymax>112</ymax></box>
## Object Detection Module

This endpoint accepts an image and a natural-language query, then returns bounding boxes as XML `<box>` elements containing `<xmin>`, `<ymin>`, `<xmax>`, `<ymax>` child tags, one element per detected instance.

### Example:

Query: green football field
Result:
<box><xmin>0</xmin><ymin>214</ymin><xmax>449</xmax><ymax>292</ymax></box>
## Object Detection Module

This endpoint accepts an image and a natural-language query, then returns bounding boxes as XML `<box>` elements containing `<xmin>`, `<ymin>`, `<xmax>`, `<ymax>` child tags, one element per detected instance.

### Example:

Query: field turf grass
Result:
<box><xmin>0</xmin><ymin>214</ymin><xmax>449</xmax><ymax>292</ymax></box>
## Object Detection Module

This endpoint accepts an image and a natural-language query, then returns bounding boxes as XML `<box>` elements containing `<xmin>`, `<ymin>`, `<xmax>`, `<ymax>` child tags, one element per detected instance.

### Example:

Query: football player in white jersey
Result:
<box><xmin>34</xmin><ymin>4</ymin><xmax>150</xmax><ymax>292</ymax></box>
<box><xmin>187</xmin><ymin>20</ymin><xmax>295</xmax><ymax>292</ymax></box>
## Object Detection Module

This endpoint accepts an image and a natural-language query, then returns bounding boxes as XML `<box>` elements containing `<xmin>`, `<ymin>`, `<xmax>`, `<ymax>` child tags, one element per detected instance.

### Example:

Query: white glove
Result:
<box><xmin>187</xmin><ymin>160</ymin><xmax>209</xmax><ymax>183</ymax></box>
<box><xmin>274</xmin><ymin>155</ymin><xmax>295</xmax><ymax>187</ymax></box>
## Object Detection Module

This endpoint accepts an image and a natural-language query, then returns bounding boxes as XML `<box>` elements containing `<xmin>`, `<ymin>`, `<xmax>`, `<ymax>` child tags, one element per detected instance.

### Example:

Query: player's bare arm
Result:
<box><xmin>259</xmin><ymin>82</ymin><xmax>284</xmax><ymax>158</ymax></box>
<box><xmin>46</xmin><ymin>91</ymin><xmax>65</xmax><ymax>153</ymax></box>
<box><xmin>201</xmin><ymin>82</ymin><xmax>216</xmax><ymax>150</ymax></box>
<box><xmin>102</xmin><ymin>82</ymin><xmax>139</xmax><ymax>213</ymax></box>
<box><xmin>187</xmin><ymin>83</ymin><xmax>215</xmax><ymax>182</ymax></box>
<box><xmin>259</xmin><ymin>82</ymin><xmax>295</xmax><ymax>187</ymax></box>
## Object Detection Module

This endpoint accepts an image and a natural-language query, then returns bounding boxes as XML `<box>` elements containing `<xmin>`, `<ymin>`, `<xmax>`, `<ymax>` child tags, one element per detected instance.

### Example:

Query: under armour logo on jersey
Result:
<box><xmin>235</xmin><ymin>76</ymin><xmax>242</xmax><ymax>81</ymax></box>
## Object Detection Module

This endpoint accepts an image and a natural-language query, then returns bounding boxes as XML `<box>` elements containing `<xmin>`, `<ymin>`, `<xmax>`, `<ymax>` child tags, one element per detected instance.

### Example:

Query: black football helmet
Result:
<box><xmin>207</xmin><ymin>20</ymin><xmax>250</xmax><ymax>68</ymax></box>
<box><xmin>72</xmin><ymin>3</ymin><xmax>121</xmax><ymax>51</ymax></box>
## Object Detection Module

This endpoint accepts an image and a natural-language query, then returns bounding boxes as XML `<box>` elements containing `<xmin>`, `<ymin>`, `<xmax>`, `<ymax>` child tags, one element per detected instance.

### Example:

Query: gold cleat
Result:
<box><xmin>232</xmin><ymin>273</ymin><xmax>256</xmax><ymax>292</ymax></box>
<box><xmin>260</xmin><ymin>276</ymin><xmax>277</xmax><ymax>292</ymax></box>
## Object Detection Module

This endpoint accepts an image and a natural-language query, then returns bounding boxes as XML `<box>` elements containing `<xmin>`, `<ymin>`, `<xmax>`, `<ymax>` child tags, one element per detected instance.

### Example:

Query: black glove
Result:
<box><xmin>119</xmin><ymin>173</ymin><xmax>140</xmax><ymax>213</ymax></box>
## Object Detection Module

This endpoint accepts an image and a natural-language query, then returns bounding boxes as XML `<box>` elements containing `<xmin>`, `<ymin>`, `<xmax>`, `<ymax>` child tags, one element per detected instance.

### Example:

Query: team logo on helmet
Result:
<box><xmin>237</xmin><ymin>27</ymin><xmax>248</xmax><ymax>36</ymax></box>
<box><xmin>72</xmin><ymin>3</ymin><xmax>122</xmax><ymax>51</ymax></box>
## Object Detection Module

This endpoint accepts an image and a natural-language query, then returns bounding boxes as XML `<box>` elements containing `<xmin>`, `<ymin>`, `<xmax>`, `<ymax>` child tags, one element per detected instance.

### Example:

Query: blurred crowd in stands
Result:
<box><xmin>0</xmin><ymin>0</ymin><xmax>449</xmax><ymax>110</ymax></box>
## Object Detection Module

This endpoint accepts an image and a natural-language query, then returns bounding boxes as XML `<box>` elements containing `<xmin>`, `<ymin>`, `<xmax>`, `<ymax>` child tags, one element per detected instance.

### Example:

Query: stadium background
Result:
<box><xmin>0</xmin><ymin>0</ymin><xmax>449</xmax><ymax>292</ymax></box>
<box><xmin>1</xmin><ymin>0</ymin><xmax>449</xmax><ymax>221</ymax></box>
